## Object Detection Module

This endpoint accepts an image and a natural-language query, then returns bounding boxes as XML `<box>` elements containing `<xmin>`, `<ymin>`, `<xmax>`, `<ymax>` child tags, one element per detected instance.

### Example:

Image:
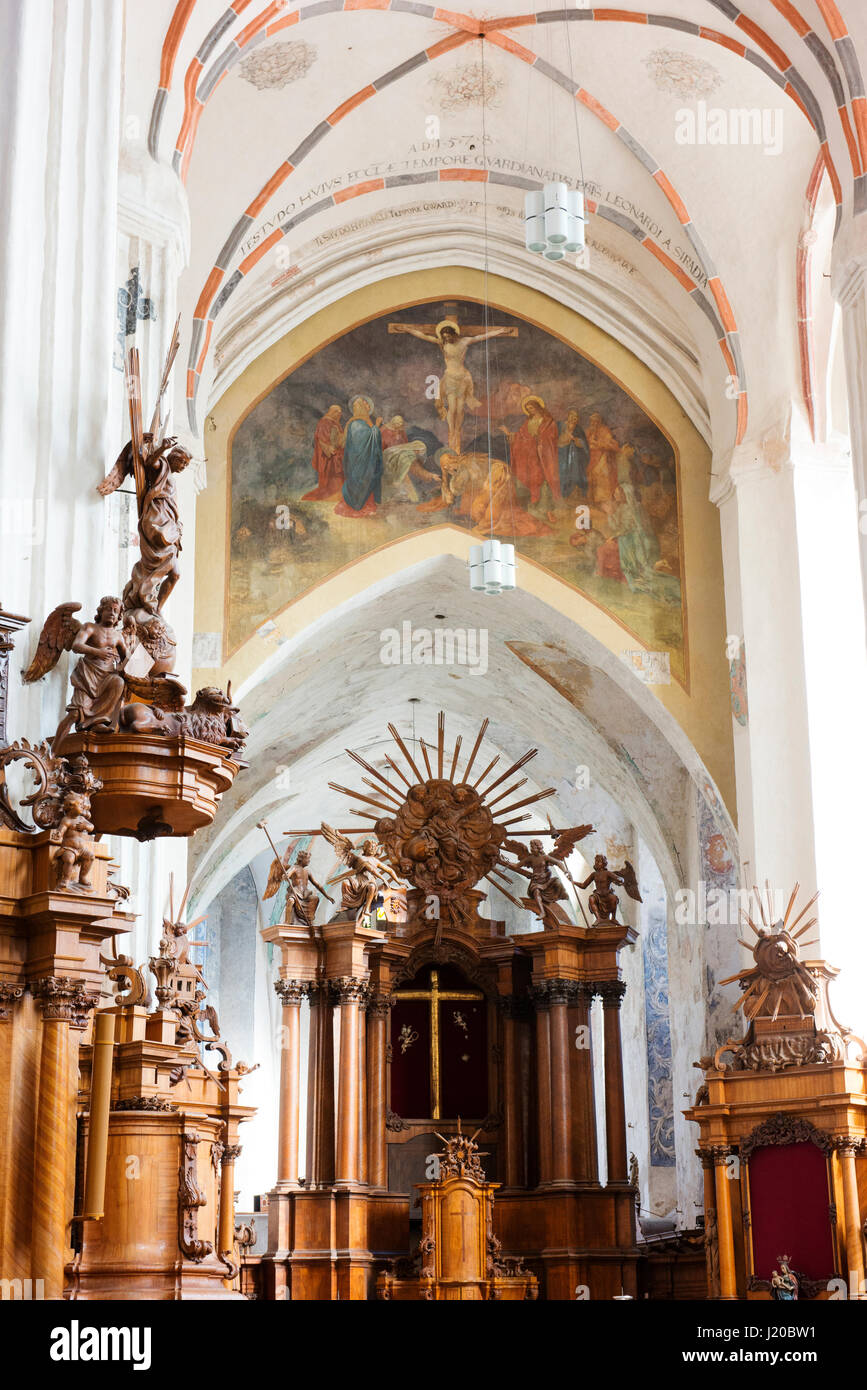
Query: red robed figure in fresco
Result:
<box><xmin>502</xmin><ymin>396</ymin><xmax>560</xmax><ymax>505</ymax></box>
<box><xmin>302</xmin><ymin>405</ymin><xmax>345</xmax><ymax>500</ymax></box>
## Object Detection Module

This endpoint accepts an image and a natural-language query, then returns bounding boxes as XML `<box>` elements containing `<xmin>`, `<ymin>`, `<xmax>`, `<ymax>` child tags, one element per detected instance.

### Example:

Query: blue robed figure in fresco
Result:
<box><xmin>334</xmin><ymin>394</ymin><xmax>383</xmax><ymax>517</ymax></box>
<box><xmin>558</xmin><ymin>408</ymin><xmax>590</xmax><ymax>498</ymax></box>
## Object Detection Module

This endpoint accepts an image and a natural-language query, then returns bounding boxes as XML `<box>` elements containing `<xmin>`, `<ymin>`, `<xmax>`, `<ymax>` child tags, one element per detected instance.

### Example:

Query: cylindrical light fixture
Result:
<box><xmin>469</xmin><ymin>538</ymin><xmax>517</xmax><ymax>595</ymax></box>
<box><xmin>524</xmin><ymin>184</ymin><xmax>586</xmax><ymax>262</ymax></box>
<box><xmin>524</xmin><ymin>189</ymin><xmax>547</xmax><ymax>252</ymax></box>
<box><xmin>543</xmin><ymin>181</ymin><xmax>569</xmax><ymax>244</ymax></box>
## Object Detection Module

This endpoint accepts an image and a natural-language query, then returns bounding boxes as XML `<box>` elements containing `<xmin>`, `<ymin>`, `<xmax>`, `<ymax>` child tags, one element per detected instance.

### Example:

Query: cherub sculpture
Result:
<box><xmin>262</xmin><ymin>841</ymin><xmax>334</xmax><ymax>936</ymax></box>
<box><xmin>320</xmin><ymin>824</ymin><xmax>403</xmax><ymax>926</ymax></box>
<box><xmin>23</xmin><ymin>596</ymin><xmax>128</xmax><ymax>749</ymax></box>
<box><xmin>578</xmin><ymin>853</ymin><xmax>642</xmax><ymax>923</ymax></box>
<box><xmin>500</xmin><ymin>826</ymin><xmax>594</xmax><ymax>930</ymax></box>
<box><xmin>53</xmin><ymin>790</ymin><xmax>95</xmax><ymax>892</ymax></box>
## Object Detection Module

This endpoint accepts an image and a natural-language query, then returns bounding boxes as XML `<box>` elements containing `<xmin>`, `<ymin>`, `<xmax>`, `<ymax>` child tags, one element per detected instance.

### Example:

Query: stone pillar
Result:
<box><xmin>712</xmin><ymin>1147</ymin><xmax>738</xmax><ymax>1300</ymax></box>
<box><xmin>30</xmin><ymin>977</ymin><xmax>94</xmax><ymax>1298</ymax></box>
<box><xmin>0</xmin><ymin>0</ymin><xmax>123</xmax><ymax>742</ymax></box>
<box><xmin>722</xmin><ymin>452</ymin><xmax>818</xmax><ymax>900</ymax></box>
<box><xmin>305</xmin><ymin>982</ymin><xmax>334</xmax><ymax>1187</ymax></box>
<box><xmin>366</xmin><ymin>994</ymin><xmax>390</xmax><ymax>1190</ymax></box>
<box><xmin>598</xmin><ymin>981</ymin><xmax>628</xmax><ymax>1184</ymax></box>
<box><xmin>499</xmin><ymin>995</ymin><xmax>527</xmax><ymax>1188</ymax></box>
<box><xmin>717</xmin><ymin>431</ymin><xmax>867</xmax><ymax>1027</ymax></box>
<box><xmin>333</xmin><ymin>978</ymin><xmax>367</xmax><ymax>1188</ymax></box>
<box><xmin>531</xmin><ymin>987</ymin><xmax>553</xmax><ymax>1185</ymax></box>
<box><xmin>836</xmin><ymin>1137</ymin><xmax>866</xmax><ymax>1298</ymax></box>
<box><xmin>275</xmin><ymin>980</ymin><xmax>306</xmax><ymax>1187</ymax></box>
<box><xmin>832</xmin><ymin>222</ymin><xmax>867</xmax><ymax>623</ymax></box>
<box><xmin>570</xmin><ymin>984</ymin><xmax>597</xmax><ymax>1181</ymax></box>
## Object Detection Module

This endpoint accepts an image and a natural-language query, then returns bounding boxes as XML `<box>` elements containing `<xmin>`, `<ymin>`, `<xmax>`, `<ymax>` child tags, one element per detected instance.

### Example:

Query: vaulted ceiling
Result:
<box><xmin>124</xmin><ymin>0</ymin><xmax>864</xmax><ymax>463</ymax></box>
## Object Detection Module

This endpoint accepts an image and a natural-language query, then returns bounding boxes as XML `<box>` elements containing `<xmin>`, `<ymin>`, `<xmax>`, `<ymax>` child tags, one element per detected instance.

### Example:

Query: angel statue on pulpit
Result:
<box><xmin>321</xmin><ymin>824</ymin><xmax>403</xmax><ymax>926</ymax></box>
<box><xmin>97</xmin><ymin>316</ymin><xmax>191</xmax><ymax>678</ymax></box>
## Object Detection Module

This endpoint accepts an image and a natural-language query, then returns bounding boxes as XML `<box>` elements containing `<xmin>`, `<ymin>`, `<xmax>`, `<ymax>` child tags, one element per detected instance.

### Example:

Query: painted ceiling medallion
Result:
<box><xmin>238</xmin><ymin>40</ymin><xmax>317</xmax><ymax>91</ymax></box>
<box><xmin>644</xmin><ymin>48</ymin><xmax>723</xmax><ymax>100</ymax></box>
<box><xmin>428</xmin><ymin>60</ymin><xmax>504</xmax><ymax>112</ymax></box>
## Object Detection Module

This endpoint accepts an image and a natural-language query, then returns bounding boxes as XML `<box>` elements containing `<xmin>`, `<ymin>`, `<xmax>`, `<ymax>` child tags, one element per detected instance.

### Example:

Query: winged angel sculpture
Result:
<box><xmin>499</xmin><ymin>826</ymin><xmax>594</xmax><ymax>929</ymax></box>
<box><xmin>320</xmin><ymin>824</ymin><xmax>404</xmax><ymax>926</ymax></box>
<box><xmin>22</xmin><ymin>597</ymin><xmax>129</xmax><ymax>748</ymax></box>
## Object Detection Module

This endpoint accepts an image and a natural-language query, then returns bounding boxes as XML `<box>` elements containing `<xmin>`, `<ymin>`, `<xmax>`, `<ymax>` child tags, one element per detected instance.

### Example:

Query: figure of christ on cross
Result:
<box><xmin>388</xmin><ymin>316</ymin><xmax>518</xmax><ymax>454</ymax></box>
<box><xmin>391</xmin><ymin>967</ymin><xmax>484</xmax><ymax>1120</ymax></box>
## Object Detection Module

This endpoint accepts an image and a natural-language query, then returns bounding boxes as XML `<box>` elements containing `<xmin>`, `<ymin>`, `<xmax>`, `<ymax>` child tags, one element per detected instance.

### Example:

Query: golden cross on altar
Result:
<box><xmin>393</xmin><ymin>968</ymin><xmax>483</xmax><ymax>1120</ymax></box>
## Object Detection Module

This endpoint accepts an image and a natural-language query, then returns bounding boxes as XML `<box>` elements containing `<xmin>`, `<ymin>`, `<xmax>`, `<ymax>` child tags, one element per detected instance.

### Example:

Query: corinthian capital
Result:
<box><xmin>331</xmin><ymin>976</ymin><xmax>369</xmax><ymax>1005</ymax></box>
<box><xmin>32</xmin><ymin>975</ymin><xmax>99</xmax><ymax>1027</ymax></box>
<box><xmin>0</xmin><ymin>981</ymin><xmax>24</xmax><ymax>1021</ymax></box>
<box><xmin>275</xmin><ymin>979</ymin><xmax>308</xmax><ymax>1006</ymax></box>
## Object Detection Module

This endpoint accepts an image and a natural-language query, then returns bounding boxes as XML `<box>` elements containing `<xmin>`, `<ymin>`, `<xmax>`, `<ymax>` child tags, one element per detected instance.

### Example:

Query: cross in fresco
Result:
<box><xmin>387</xmin><ymin>311</ymin><xmax>517</xmax><ymax>453</ymax></box>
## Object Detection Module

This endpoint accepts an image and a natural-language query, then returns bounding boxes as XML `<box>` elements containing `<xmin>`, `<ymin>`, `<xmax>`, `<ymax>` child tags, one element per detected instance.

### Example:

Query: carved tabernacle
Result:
<box><xmin>376</xmin><ymin>1124</ymin><xmax>537</xmax><ymax>1301</ymax></box>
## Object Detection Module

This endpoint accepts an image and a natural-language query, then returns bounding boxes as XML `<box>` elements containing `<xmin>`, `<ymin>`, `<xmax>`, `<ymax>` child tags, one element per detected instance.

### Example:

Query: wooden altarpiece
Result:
<box><xmin>261</xmin><ymin>715</ymin><xmax>641</xmax><ymax>1300</ymax></box>
<box><xmin>685</xmin><ymin>891</ymin><xmax>867</xmax><ymax>1300</ymax></box>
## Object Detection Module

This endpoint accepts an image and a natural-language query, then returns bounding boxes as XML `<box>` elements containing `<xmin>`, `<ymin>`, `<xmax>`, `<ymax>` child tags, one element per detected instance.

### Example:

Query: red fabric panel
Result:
<box><xmin>390</xmin><ymin>999</ymin><xmax>430</xmax><ymax>1117</ymax></box>
<box><xmin>441</xmin><ymin>996</ymin><xmax>488</xmax><ymax>1119</ymax></box>
<box><xmin>748</xmin><ymin>1141</ymin><xmax>834</xmax><ymax>1279</ymax></box>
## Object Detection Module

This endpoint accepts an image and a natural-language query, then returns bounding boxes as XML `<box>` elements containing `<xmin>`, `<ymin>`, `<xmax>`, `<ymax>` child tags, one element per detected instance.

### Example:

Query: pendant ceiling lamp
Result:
<box><xmin>468</xmin><ymin>37</ymin><xmax>518</xmax><ymax>597</ymax></box>
<box><xmin>522</xmin><ymin>13</ymin><xmax>587</xmax><ymax>266</ymax></box>
<box><xmin>469</xmin><ymin>537</ymin><xmax>517</xmax><ymax>594</ymax></box>
<box><xmin>524</xmin><ymin>184</ymin><xmax>585</xmax><ymax>260</ymax></box>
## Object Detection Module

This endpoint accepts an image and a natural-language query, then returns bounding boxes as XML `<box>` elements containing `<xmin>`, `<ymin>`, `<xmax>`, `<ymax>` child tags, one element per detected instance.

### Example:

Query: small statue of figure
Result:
<box><xmin>578</xmin><ymin>853</ymin><xmax>642</xmax><ymax>923</ymax></box>
<box><xmin>321</xmin><ymin>824</ymin><xmax>403</xmax><ymax>926</ymax></box>
<box><xmin>23</xmin><ymin>596</ymin><xmax>128</xmax><ymax>748</ymax></box>
<box><xmin>770</xmin><ymin>1256</ymin><xmax>798</xmax><ymax>1301</ymax></box>
<box><xmin>500</xmin><ymin>827</ymin><xmax>593</xmax><ymax>930</ymax></box>
<box><xmin>99</xmin><ymin>434</ymin><xmax>192</xmax><ymax>615</ymax></box>
<box><xmin>505</xmin><ymin>838</ymin><xmax>571</xmax><ymax>928</ymax></box>
<box><xmin>54</xmin><ymin>791</ymin><xmax>95</xmax><ymax>892</ymax></box>
<box><xmin>262</xmin><ymin>847</ymin><xmax>334</xmax><ymax>933</ymax></box>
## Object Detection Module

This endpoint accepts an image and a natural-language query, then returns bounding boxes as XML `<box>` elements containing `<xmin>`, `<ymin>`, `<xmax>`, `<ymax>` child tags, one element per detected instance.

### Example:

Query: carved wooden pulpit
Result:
<box><xmin>377</xmin><ymin>1124</ymin><xmax>538</xmax><ymax>1301</ymax></box>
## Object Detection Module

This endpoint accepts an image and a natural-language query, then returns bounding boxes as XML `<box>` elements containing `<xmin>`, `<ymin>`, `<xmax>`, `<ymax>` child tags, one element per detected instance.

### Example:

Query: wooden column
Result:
<box><xmin>219</xmin><ymin>1143</ymin><xmax>242</xmax><ymax>1263</ymax></box>
<box><xmin>547</xmin><ymin>981</ymin><xmax>575</xmax><ymax>1184</ymax></box>
<box><xmin>356</xmin><ymin>1000</ymin><xmax>367</xmax><ymax>1185</ymax></box>
<box><xmin>598</xmin><ymin>981</ymin><xmax>628</xmax><ymax>1183</ymax></box>
<box><xmin>366</xmin><ymin>994</ymin><xmax>389</xmax><ymax>1190</ymax></box>
<box><xmin>700</xmin><ymin>1151</ymin><xmax>721</xmax><ymax>1298</ymax></box>
<box><xmin>532</xmin><ymin>987</ymin><xmax>553</xmax><ymax>1185</ymax></box>
<box><xmin>713</xmin><ymin>1148</ymin><xmax>738</xmax><ymax>1300</ymax></box>
<box><xmin>837</xmin><ymin>1138</ymin><xmax>866</xmax><ymax>1297</ymax></box>
<box><xmin>500</xmin><ymin>995</ymin><xmax>526</xmax><ymax>1188</ymax></box>
<box><xmin>31</xmin><ymin>977</ymin><xmax>92</xmax><ymax>1299</ymax></box>
<box><xmin>305</xmin><ymin>981</ymin><xmax>334</xmax><ymax>1187</ymax></box>
<box><xmin>570</xmin><ymin>984</ymin><xmax>597</xmax><ymax>1180</ymax></box>
<box><xmin>334</xmin><ymin>977</ymin><xmax>366</xmax><ymax>1187</ymax></box>
<box><xmin>275</xmin><ymin>980</ymin><xmax>306</xmax><ymax>1186</ymax></box>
